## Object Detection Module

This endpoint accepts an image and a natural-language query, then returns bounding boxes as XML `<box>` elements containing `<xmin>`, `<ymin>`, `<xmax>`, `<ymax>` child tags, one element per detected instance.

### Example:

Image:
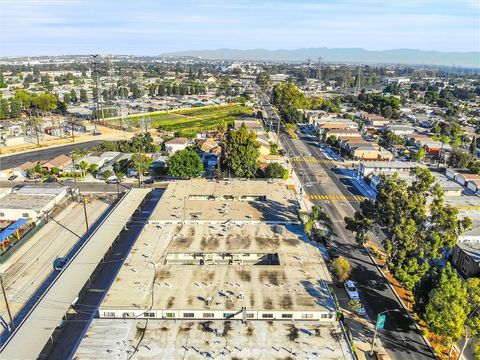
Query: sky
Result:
<box><xmin>0</xmin><ymin>0</ymin><xmax>479</xmax><ymax>56</ymax></box>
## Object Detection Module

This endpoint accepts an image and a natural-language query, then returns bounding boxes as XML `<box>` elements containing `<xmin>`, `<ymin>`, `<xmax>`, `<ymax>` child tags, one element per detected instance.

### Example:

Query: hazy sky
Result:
<box><xmin>1</xmin><ymin>0</ymin><xmax>479</xmax><ymax>56</ymax></box>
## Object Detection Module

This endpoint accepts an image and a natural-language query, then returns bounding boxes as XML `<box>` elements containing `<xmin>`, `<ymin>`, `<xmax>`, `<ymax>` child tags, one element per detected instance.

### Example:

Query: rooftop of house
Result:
<box><xmin>165</xmin><ymin>137</ymin><xmax>189</xmax><ymax>145</ymax></box>
<box><xmin>360</xmin><ymin>160</ymin><xmax>423</xmax><ymax>169</ymax></box>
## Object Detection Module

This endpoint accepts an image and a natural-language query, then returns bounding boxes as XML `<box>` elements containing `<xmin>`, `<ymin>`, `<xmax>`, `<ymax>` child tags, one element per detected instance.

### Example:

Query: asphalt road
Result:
<box><xmin>44</xmin><ymin>188</ymin><xmax>164</xmax><ymax>359</ymax></box>
<box><xmin>0</xmin><ymin>140</ymin><xmax>106</xmax><ymax>171</ymax></box>
<box><xmin>255</xmin><ymin>87</ymin><xmax>435</xmax><ymax>360</ymax></box>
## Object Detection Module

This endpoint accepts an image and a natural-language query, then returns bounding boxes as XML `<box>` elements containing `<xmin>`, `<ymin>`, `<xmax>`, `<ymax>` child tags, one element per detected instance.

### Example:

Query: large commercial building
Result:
<box><xmin>75</xmin><ymin>180</ymin><xmax>353</xmax><ymax>359</ymax></box>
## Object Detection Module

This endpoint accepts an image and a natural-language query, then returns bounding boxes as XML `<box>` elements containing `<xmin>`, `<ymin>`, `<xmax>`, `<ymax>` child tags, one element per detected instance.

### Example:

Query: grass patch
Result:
<box><xmin>108</xmin><ymin>104</ymin><xmax>253</xmax><ymax>137</ymax></box>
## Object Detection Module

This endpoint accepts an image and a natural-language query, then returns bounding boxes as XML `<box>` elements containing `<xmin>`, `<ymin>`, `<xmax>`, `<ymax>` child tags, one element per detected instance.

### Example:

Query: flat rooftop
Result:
<box><xmin>0</xmin><ymin>194</ymin><xmax>56</xmax><ymax>211</ymax></box>
<box><xmin>150</xmin><ymin>180</ymin><xmax>299</xmax><ymax>223</ymax></box>
<box><xmin>100</xmin><ymin>223</ymin><xmax>334</xmax><ymax>316</ymax></box>
<box><xmin>75</xmin><ymin>319</ymin><xmax>353</xmax><ymax>360</ymax></box>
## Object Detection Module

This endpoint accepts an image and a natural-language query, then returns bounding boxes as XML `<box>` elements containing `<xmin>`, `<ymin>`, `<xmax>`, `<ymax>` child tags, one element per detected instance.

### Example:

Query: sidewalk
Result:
<box><xmin>344</xmin><ymin>313</ymin><xmax>390</xmax><ymax>360</ymax></box>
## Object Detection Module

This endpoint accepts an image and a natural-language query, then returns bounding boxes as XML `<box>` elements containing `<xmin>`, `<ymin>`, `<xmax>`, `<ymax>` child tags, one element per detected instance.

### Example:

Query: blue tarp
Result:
<box><xmin>0</xmin><ymin>218</ymin><xmax>29</xmax><ymax>244</ymax></box>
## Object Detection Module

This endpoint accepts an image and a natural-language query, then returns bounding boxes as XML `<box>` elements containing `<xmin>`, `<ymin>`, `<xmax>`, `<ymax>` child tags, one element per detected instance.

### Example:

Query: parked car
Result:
<box><xmin>344</xmin><ymin>280</ymin><xmax>360</xmax><ymax>300</ymax></box>
<box><xmin>356</xmin><ymin>304</ymin><xmax>366</xmax><ymax>316</ymax></box>
<box><xmin>44</xmin><ymin>177</ymin><xmax>58</xmax><ymax>183</ymax></box>
<box><xmin>143</xmin><ymin>178</ymin><xmax>154</xmax><ymax>184</ymax></box>
<box><xmin>53</xmin><ymin>257</ymin><xmax>68</xmax><ymax>271</ymax></box>
<box><xmin>107</xmin><ymin>178</ymin><xmax>120</xmax><ymax>184</ymax></box>
<box><xmin>8</xmin><ymin>175</ymin><xmax>18</xmax><ymax>181</ymax></box>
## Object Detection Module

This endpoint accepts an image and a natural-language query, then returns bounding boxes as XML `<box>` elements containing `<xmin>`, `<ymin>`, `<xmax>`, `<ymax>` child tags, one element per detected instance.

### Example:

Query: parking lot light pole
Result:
<box><xmin>370</xmin><ymin>309</ymin><xmax>401</xmax><ymax>356</ymax></box>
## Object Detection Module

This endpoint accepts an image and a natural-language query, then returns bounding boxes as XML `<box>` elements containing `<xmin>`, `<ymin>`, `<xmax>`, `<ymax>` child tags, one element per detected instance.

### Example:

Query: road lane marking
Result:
<box><xmin>305</xmin><ymin>194</ymin><xmax>370</xmax><ymax>202</ymax></box>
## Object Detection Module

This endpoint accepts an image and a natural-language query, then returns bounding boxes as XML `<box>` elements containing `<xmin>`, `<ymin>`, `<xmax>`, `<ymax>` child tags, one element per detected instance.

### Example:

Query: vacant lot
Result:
<box><xmin>116</xmin><ymin>104</ymin><xmax>253</xmax><ymax>136</ymax></box>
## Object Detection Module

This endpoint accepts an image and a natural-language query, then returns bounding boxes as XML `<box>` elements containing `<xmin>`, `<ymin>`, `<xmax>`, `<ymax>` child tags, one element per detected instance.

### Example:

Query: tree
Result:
<box><xmin>303</xmin><ymin>205</ymin><xmax>328</xmax><ymax>235</ymax></box>
<box><xmin>63</xmin><ymin>93</ymin><xmax>71</xmax><ymax>105</ymax></box>
<box><xmin>264</xmin><ymin>163</ymin><xmax>288</xmax><ymax>179</ymax></box>
<box><xmin>116</xmin><ymin>172</ymin><xmax>126</xmax><ymax>182</ymax></box>
<box><xmin>88</xmin><ymin>163</ymin><xmax>98</xmax><ymax>174</ymax></box>
<box><xmin>331</xmin><ymin>257</ymin><xmax>352</xmax><ymax>283</ymax></box>
<box><xmin>80</xmin><ymin>88</ymin><xmax>88</xmax><ymax>102</ymax></box>
<box><xmin>345</xmin><ymin>168</ymin><xmax>471</xmax><ymax>292</ymax></box>
<box><xmin>77</xmin><ymin>160</ymin><xmax>89</xmax><ymax>177</ymax></box>
<box><xmin>449</xmin><ymin>148</ymin><xmax>473</xmax><ymax>168</ymax></box>
<box><xmin>412</xmin><ymin>147</ymin><xmax>425</xmax><ymax>161</ymax></box>
<box><xmin>460</xmin><ymin>278</ymin><xmax>480</xmax><ymax>359</ymax></box>
<box><xmin>348</xmin><ymin>299</ymin><xmax>363</xmax><ymax>314</ymax></box>
<box><xmin>166</xmin><ymin>148</ymin><xmax>203</xmax><ymax>178</ymax></box>
<box><xmin>382</xmin><ymin>105</ymin><xmax>393</xmax><ymax>119</ymax></box>
<box><xmin>223</xmin><ymin>123</ymin><xmax>260</xmax><ymax>178</ymax></box>
<box><xmin>470</xmin><ymin>136</ymin><xmax>478</xmax><ymax>156</ymax></box>
<box><xmin>269</xmin><ymin>142</ymin><xmax>279</xmax><ymax>155</ymax></box>
<box><xmin>31</xmin><ymin>93</ymin><xmax>57</xmax><ymax>112</ymax></box>
<box><xmin>102</xmin><ymin>169</ymin><xmax>113</xmax><ymax>181</ymax></box>
<box><xmin>0</xmin><ymin>73</ymin><xmax>7</xmax><ymax>88</ymax></box>
<box><xmin>425</xmin><ymin>264</ymin><xmax>469</xmax><ymax>354</ymax></box>
<box><xmin>131</xmin><ymin>153</ymin><xmax>153</xmax><ymax>174</ymax></box>
<box><xmin>70</xmin><ymin>89</ymin><xmax>78</xmax><ymax>103</ymax></box>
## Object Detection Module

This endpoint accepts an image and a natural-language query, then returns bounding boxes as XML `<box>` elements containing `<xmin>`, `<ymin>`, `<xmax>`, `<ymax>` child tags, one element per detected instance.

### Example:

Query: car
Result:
<box><xmin>44</xmin><ymin>177</ymin><xmax>58</xmax><ymax>183</ymax></box>
<box><xmin>356</xmin><ymin>305</ymin><xmax>366</xmax><ymax>316</ymax></box>
<box><xmin>344</xmin><ymin>280</ymin><xmax>360</xmax><ymax>300</ymax></box>
<box><xmin>107</xmin><ymin>178</ymin><xmax>120</xmax><ymax>184</ymax></box>
<box><xmin>8</xmin><ymin>175</ymin><xmax>18</xmax><ymax>181</ymax></box>
<box><xmin>143</xmin><ymin>178</ymin><xmax>154</xmax><ymax>184</ymax></box>
<box><xmin>53</xmin><ymin>257</ymin><xmax>68</xmax><ymax>271</ymax></box>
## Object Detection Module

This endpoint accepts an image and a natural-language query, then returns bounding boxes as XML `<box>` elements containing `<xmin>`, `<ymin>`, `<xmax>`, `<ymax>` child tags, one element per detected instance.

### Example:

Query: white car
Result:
<box><xmin>356</xmin><ymin>305</ymin><xmax>366</xmax><ymax>316</ymax></box>
<box><xmin>344</xmin><ymin>280</ymin><xmax>360</xmax><ymax>300</ymax></box>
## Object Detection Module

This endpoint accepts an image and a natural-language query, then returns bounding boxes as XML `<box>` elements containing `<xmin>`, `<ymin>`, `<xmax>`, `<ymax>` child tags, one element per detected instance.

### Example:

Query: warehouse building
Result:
<box><xmin>0</xmin><ymin>185</ymin><xmax>69</xmax><ymax>222</ymax></box>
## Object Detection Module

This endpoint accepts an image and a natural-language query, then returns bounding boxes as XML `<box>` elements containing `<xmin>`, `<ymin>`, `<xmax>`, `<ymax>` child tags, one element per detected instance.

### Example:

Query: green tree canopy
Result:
<box><xmin>166</xmin><ymin>148</ymin><xmax>203</xmax><ymax>178</ymax></box>
<box><xmin>223</xmin><ymin>123</ymin><xmax>260</xmax><ymax>178</ymax></box>
<box><xmin>264</xmin><ymin>163</ymin><xmax>289</xmax><ymax>179</ymax></box>
<box><xmin>425</xmin><ymin>264</ymin><xmax>469</xmax><ymax>348</ymax></box>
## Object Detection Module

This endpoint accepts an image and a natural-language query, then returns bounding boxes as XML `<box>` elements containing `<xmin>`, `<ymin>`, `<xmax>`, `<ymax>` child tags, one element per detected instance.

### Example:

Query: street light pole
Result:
<box><xmin>370</xmin><ymin>309</ymin><xmax>400</xmax><ymax>356</ymax></box>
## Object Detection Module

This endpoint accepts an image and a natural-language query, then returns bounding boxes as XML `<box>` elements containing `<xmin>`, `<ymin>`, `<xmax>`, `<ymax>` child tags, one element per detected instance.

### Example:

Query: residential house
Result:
<box><xmin>358</xmin><ymin>160</ymin><xmax>422</xmax><ymax>178</ymax></box>
<box><xmin>384</xmin><ymin>124</ymin><xmax>416</xmax><ymax>136</ymax></box>
<box><xmin>234</xmin><ymin>119</ymin><xmax>264</xmax><ymax>135</ymax></box>
<box><xmin>451</xmin><ymin>236</ymin><xmax>480</xmax><ymax>278</ymax></box>
<box><xmin>164</xmin><ymin>138</ymin><xmax>189</xmax><ymax>153</ymax></box>
<box><xmin>40</xmin><ymin>154</ymin><xmax>72</xmax><ymax>171</ymax></box>
<box><xmin>457</xmin><ymin>173</ymin><xmax>480</xmax><ymax>187</ymax></box>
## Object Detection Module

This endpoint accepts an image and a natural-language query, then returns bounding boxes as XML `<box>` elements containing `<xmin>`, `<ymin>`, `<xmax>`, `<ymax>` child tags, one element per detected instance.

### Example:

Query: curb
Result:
<box><xmin>364</xmin><ymin>246</ymin><xmax>439</xmax><ymax>360</ymax></box>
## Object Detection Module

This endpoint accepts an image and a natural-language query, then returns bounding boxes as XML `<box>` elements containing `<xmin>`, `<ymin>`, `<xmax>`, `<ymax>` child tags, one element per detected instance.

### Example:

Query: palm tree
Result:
<box><xmin>88</xmin><ymin>163</ymin><xmax>98</xmax><ymax>175</ymax></box>
<box><xmin>78</xmin><ymin>160</ymin><xmax>89</xmax><ymax>177</ymax></box>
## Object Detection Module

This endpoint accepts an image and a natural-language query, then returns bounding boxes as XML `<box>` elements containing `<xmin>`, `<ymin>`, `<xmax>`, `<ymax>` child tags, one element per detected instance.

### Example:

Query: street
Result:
<box><xmin>255</xmin><ymin>86</ymin><xmax>435</xmax><ymax>360</ymax></box>
<box><xmin>0</xmin><ymin>140</ymin><xmax>106</xmax><ymax>171</ymax></box>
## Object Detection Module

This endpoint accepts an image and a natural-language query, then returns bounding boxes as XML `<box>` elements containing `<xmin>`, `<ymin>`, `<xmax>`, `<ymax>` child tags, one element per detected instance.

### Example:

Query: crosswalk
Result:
<box><xmin>305</xmin><ymin>194</ymin><xmax>370</xmax><ymax>201</ymax></box>
<box><xmin>290</xmin><ymin>157</ymin><xmax>336</xmax><ymax>164</ymax></box>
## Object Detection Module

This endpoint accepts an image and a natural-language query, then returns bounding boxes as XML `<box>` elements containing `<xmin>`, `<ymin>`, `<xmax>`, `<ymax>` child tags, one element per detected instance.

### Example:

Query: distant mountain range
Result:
<box><xmin>161</xmin><ymin>47</ymin><xmax>480</xmax><ymax>68</ymax></box>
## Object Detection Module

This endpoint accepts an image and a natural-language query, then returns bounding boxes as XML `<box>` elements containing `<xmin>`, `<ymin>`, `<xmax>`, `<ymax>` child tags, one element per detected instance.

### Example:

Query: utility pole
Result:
<box><xmin>82</xmin><ymin>195</ymin><xmax>89</xmax><ymax>234</ymax></box>
<box><xmin>354</xmin><ymin>66</ymin><xmax>362</xmax><ymax>96</ymax></box>
<box><xmin>91</xmin><ymin>54</ymin><xmax>101</xmax><ymax>128</ymax></box>
<box><xmin>0</xmin><ymin>275</ymin><xmax>14</xmax><ymax>331</ymax></box>
<box><xmin>317</xmin><ymin>57</ymin><xmax>322</xmax><ymax>85</ymax></box>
